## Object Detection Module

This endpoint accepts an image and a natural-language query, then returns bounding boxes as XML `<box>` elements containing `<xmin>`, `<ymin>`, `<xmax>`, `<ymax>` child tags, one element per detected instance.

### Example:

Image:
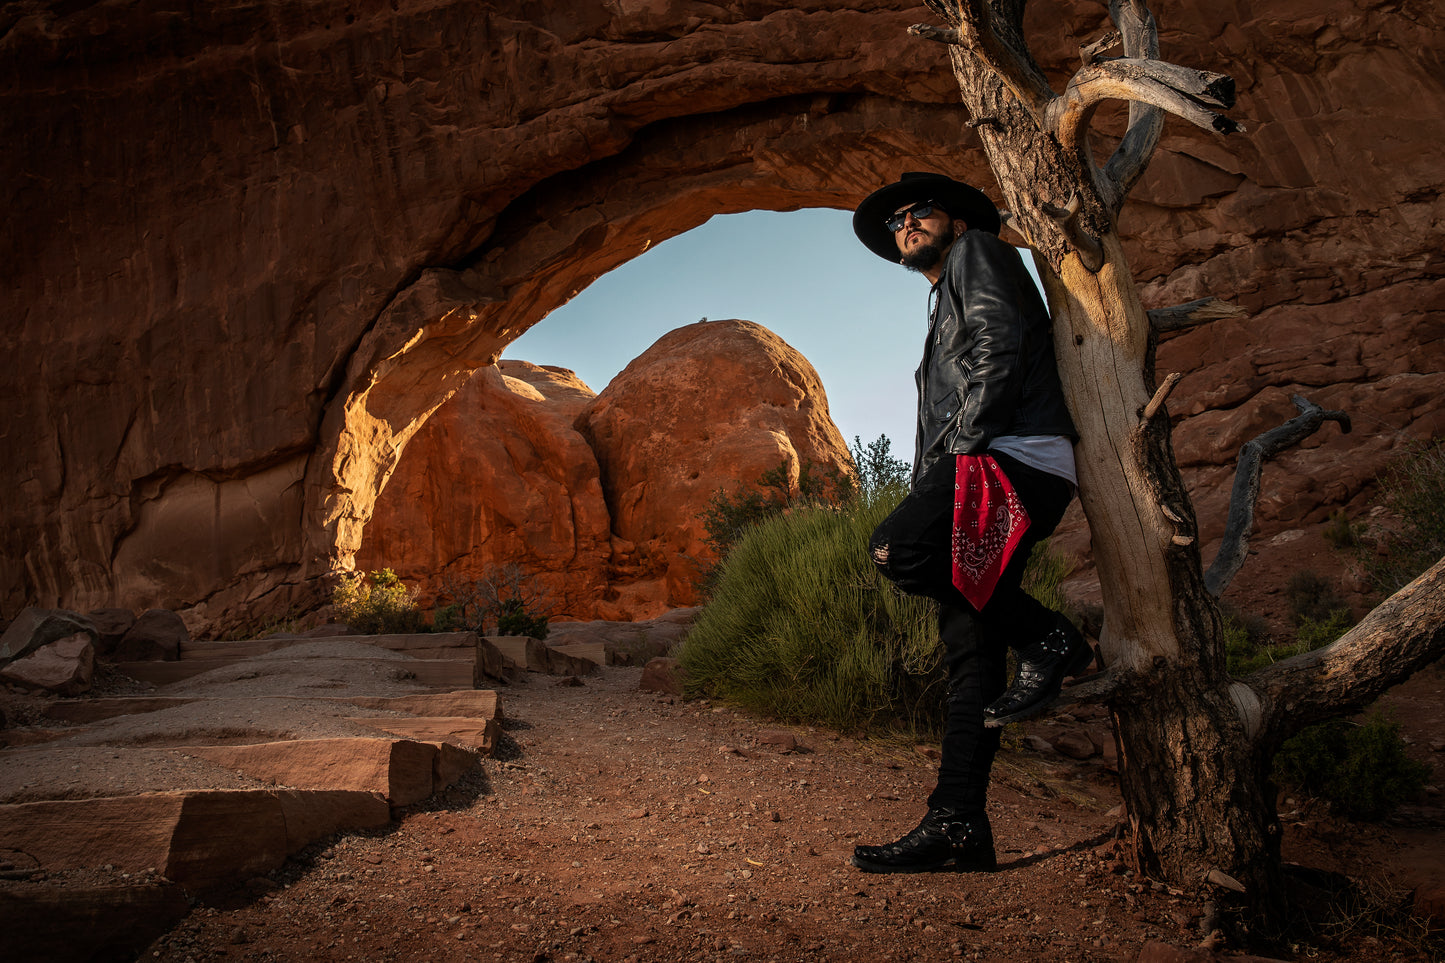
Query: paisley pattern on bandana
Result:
<box><xmin>951</xmin><ymin>454</ymin><xmax>1031</xmax><ymax>610</ymax></box>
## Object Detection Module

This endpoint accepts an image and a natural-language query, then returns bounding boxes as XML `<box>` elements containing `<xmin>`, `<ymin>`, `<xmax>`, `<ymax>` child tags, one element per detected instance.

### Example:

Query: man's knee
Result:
<box><xmin>869</xmin><ymin>538</ymin><xmax>891</xmax><ymax>568</ymax></box>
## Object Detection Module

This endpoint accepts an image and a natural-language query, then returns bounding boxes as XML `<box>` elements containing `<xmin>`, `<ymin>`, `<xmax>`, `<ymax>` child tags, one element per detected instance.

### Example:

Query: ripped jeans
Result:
<box><xmin>869</xmin><ymin>451</ymin><xmax>1074</xmax><ymax>813</ymax></box>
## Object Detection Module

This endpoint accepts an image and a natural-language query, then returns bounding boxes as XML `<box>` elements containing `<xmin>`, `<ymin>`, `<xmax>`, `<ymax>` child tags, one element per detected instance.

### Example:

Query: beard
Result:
<box><xmin>899</xmin><ymin>228</ymin><xmax>952</xmax><ymax>273</ymax></box>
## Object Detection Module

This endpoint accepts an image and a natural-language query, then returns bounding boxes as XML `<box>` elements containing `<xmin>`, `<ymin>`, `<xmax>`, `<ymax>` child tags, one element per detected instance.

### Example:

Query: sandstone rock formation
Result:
<box><xmin>360</xmin><ymin>323</ymin><xmax>850</xmax><ymax>620</ymax></box>
<box><xmin>576</xmin><ymin>319</ymin><xmax>854</xmax><ymax>610</ymax></box>
<box><xmin>355</xmin><ymin>360</ymin><xmax>614</xmax><ymax>620</ymax></box>
<box><xmin>2</xmin><ymin>1</ymin><xmax>1442</xmax><ymax>633</ymax></box>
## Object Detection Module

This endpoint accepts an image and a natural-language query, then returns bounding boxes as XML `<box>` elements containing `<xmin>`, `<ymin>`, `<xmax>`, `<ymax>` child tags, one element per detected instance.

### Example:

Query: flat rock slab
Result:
<box><xmin>551</xmin><ymin>642</ymin><xmax>607</xmax><ymax>666</ymax></box>
<box><xmin>189</xmin><ymin>737</ymin><xmax>471</xmax><ymax>807</ymax></box>
<box><xmin>0</xmin><ymin>788</ymin><xmax>390</xmax><ymax>888</ymax></box>
<box><xmin>0</xmin><ymin>879</ymin><xmax>190</xmax><ymax>963</ymax></box>
<box><xmin>40</xmin><ymin>696</ymin><xmax>199</xmax><ymax>725</ymax></box>
<box><xmin>347</xmin><ymin>716</ymin><xmax>500</xmax><ymax>754</ymax></box>
<box><xmin>116</xmin><ymin>635</ymin><xmax>487</xmax><ymax>689</ymax></box>
<box><xmin>343</xmin><ymin>688</ymin><xmax>502</xmax><ymax>720</ymax></box>
<box><xmin>486</xmin><ymin>636</ymin><xmax>600</xmax><ymax>677</ymax></box>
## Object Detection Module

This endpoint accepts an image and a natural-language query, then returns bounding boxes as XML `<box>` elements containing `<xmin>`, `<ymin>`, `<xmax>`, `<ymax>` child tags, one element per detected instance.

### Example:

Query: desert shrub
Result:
<box><xmin>332</xmin><ymin>568</ymin><xmax>424</xmax><ymax>635</ymax></box>
<box><xmin>1222</xmin><ymin>611</ymin><xmax>1312</xmax><ymax>676</ymax></box>
<box><xmin>1275</xmin><ymin>712</ymin><xmax>1432</xmax><ymax>820</ymax></box>
<box><xmin>1322</xmin><ymin>508</ymin><xmax>1364</xmax><ymax>550</ymax></box>
<box><xmin>1364</xmin><ymin>438</ymin><xmax>1445</xmax><ymax>594</ymax></box>
<box><xmin>1294</xmin><ymin>609</ymin><xmax>1355</xmax><ymax>649</ymax></box>
<box><xmin>1020</xmin><ymin>539</ymin><xmax>1074</xmax><ymax>615</ymax></box>
<box><xmin>681</xmin><ymin>476</ymin><xmax>1077</xmax><ymax>735</ymax></box>
<box><xmin>700</xmin><ymin>456</ymin><xmax>856</xmax><ymax>562</ymax></box>
<box><xmin>431</xmin><ymin>565</ymin><xmax>552</xmax><ymax>639</ymax></box>
<box><xmin>493</xmin><ymin>597</ymin><xmax>550</xmax><ymax>639</ymax></box>
<box><xmin>1224</xmin><ymin>590</ymin><xmax>1353</xmax><ymax>676</ymax></box>
<box><xmin>850</xmin><ymin>433</ymin><xmax>910</xmax><ymax>501</ymax></box>
<box><xmin>681</xmin><ymin>480</ymin><xmax>941</xmax><ymax>732</ymax></box>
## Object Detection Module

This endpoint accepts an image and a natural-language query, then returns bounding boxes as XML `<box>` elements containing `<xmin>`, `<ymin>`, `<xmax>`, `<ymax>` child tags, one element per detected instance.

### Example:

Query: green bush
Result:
<box><xmin>1365</xmin><ymin>438</ymin><xmax>1445</xmax><ymax>595</ymax></box>
<box><xmin>1294</xmin><ymin>609</ymin><xmax>1355</xmax><ymax>649</ymax></box>
<box><xmin>1275</xmin><ymin>712</ymin><xmax>1432</xmax><ymax>820</ymax></box>
<box><xmin>680</xmin><ymin>476</ymin><xmax>1076</xmax><ymax>735</ymax></box>
<box><xmin>494</xmin><ymin>597</ymin><xmax>550</xmax><ymax>639</ymax></box>
<box><xmin>699</xmin><ymin>455</ymin><xmax>855</xmax><ymax>561</ymax></box>
<box><xmin>1223</xmin><ymin>610</ymin><xmax>1314</xmax><ymax>676</ymax></box>
<box><xmin>682</xmin><ymin>479</ymin><xmax>942</xmax><ymax>732</ymax></box>
<box><xmin>332</xmin><ymin>568</ymin><xmax>424</xmax><ymax>635</ymax></box>
<box><xmin>850</xmin><ymin>433</ymin><xmax>910</xmax><ymax>501</ymax></box>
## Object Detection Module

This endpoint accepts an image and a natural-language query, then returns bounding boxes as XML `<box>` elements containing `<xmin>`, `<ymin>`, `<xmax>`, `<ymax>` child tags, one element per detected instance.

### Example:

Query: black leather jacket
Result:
<box><xmin>912</xmin><ymin>230</ymin><xmax>1076</xmax><ymax>484</ymax></box>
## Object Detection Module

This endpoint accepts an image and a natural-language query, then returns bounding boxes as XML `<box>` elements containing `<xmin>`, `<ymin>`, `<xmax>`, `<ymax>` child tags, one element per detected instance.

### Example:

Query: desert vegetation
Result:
<box><xmin>681</xmin><ymin>434</ymin><xmax>1075</xmax><ymax>736</ymax></box>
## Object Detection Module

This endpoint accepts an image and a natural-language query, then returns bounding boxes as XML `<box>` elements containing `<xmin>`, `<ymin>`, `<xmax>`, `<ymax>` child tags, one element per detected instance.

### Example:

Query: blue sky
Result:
<box><xmin>503</xmin><ymin>208</ymin><xmax>927</xmax><ymax>457</ymax></box>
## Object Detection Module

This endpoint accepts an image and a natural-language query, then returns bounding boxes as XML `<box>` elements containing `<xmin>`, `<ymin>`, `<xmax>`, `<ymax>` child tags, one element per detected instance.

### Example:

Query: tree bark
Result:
<box><xmin>912</xmin><ymin>0</ymin><xmax>1444</xmax><ymax>924</ymax></box>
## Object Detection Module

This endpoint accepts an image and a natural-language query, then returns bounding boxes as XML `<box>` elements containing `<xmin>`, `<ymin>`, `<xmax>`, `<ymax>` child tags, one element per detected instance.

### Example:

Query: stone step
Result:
<box><xmin>347</xmin><ymin>716</ymin><xmax>500</xmax><ymax>755</ymax></box>
<box><xmin>0</xmin><ymin>878</ymin><xmax>191</xmax><ymax>963</ymax></box>
<box><xmin>177</xmin><ymin>631</ymin><xmax>480</xmax><ymax>661</ymax></box>
<box><xmin>188</xmin><ymin>736</ymin><xmax>477</xmax><ymax>807</ymax></box>
<box><xmin>113</xmin><ymin>656</ymin><xmax>476</xmax><ymax>689</ymax></box>
<box><xmin>552</xmin><ymin>642</ymin><xmax>607</xmax><ymax>666</ymax></box>
<box><xmin>485</xmin><ymin>636</ymin><xmax>600</xmax><ymax>677</ymax></box>
<box><xmin>0</xmin><ymin>788</ymin><xmax>391</xmax><ymax>890</ymax></box>
<box><xmin>38</xmin><ymin>689</ymin><xmax>501</xmax><ymax>727</ymax></box>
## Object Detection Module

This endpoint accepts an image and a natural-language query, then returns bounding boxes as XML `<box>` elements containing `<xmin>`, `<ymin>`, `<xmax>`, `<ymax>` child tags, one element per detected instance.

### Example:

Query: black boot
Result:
<box><xmin>851</xmin><ymin>808</ymin><xmax>996</xmax><ymax>874</ymax></box>
<box><xmin>983</xmin><ymin>617</ymin><xmax>1092</xmax><ymax>727</ymax></box>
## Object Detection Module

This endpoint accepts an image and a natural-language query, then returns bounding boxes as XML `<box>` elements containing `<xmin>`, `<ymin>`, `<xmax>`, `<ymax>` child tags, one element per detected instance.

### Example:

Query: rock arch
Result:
<box><xmin>4</xmin><ymin>2</ymin><xmax>1443</xmax><ymax>633</ymax></box>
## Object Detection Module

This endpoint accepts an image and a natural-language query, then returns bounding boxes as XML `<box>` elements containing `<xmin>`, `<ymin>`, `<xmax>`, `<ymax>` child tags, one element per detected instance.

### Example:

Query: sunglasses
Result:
<box><xmin>885</xmin><ymin>201</ymin><xmax>945</xmax><ymax>233</ymax></box>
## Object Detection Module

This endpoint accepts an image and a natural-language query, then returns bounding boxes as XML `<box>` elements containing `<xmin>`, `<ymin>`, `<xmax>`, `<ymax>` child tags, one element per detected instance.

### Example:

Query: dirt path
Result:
<box><xmin>144</xmin><ymin>666</ymin><xmax>1436</xmax><ymax>963</ymax></box>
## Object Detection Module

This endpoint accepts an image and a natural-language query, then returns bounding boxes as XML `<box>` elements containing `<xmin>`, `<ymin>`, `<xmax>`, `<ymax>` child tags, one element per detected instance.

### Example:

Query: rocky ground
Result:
<box><xmin>134</xmin><ymin>663</ymin><xmax>1444</xmax><ymax>963</ymax></box>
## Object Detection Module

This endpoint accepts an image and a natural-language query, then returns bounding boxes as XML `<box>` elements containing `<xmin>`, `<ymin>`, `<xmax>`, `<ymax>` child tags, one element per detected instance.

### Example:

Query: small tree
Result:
<box><xmin>434</xmin><ymin>565</ymin><xmax>553</xmax><ymax>639</ymax></box>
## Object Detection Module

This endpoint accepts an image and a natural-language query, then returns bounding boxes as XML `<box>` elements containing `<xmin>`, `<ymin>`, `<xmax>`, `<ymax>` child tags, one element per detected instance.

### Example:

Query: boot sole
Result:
<box><xmin>849</xmin><ymin>853</ymin><xmax>997</xmax><ymax>874</ymax></box>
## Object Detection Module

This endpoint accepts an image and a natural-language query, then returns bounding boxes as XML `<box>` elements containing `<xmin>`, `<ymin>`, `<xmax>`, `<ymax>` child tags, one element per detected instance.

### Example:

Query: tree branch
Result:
<box><xmin>1047</xmin><ymin>58</ymin><xmax>1241</xmax><ymax>160</ymax></box>
<box><xmin>1250</xmin><ymin>557</ymin><xmax>1445</xmax><ymax>740</ymax></box>
<box><xmin>1101</xmin><ymin>0</ymin><xmax>1165</xmax><ymax>200</ymax></box>
<box><xmin>913</xmin><ymin>0</ymin><xmax>1054</xmax><ymax>122</ymax></box>
<box><xmin>1148</xmin><ymin>298</ymin><xmax>1248</xmax><ymax>333</ymax></box>
<box><xmin>1204</xmin><ymin>395</ymin><xmax>1352</xmax><ymax>597</ymax></box>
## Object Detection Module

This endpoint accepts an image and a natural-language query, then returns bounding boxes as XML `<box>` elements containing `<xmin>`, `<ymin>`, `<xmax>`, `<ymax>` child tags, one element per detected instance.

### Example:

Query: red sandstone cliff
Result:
<box><xmin>2</xmin><ymin>2</ymin><xmax>1441</xmax><ymax>632</ymax></box>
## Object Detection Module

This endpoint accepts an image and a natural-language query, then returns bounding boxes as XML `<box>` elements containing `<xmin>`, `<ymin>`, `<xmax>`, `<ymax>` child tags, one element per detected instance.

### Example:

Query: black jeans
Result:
<box><xmin>869</xmin><ymin>451</ymin><xmax>1074</xmax><ymax>813</ymax></box>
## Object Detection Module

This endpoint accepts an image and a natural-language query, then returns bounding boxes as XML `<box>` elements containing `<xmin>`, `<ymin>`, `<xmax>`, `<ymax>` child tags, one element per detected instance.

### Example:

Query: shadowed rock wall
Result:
<box><xmin>3</xmin><ymin>1</ymin><xmax>1442</xmax><ymax>632</ymax></box>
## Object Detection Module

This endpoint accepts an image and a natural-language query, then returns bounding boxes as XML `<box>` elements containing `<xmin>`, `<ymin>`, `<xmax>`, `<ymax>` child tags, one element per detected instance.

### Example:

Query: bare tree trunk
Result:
<box><xmin>907</xmin><ymin>0</ymin><xmax>1445</xmax><ymax>924</ymax></box>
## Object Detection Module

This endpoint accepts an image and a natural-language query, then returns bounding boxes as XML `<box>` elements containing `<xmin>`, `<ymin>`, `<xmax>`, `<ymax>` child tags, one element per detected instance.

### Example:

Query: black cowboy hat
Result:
<box><xmin>852</xmin><ymin>171</ymin><xmax>1001</xmax><ymax>262</ymax></box>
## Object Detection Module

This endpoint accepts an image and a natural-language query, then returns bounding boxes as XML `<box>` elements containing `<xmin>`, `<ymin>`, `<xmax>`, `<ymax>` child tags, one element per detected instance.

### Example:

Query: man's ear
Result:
<box><xmin>953</xmin><ymin>219</ymin><xmax>968</xmax><ymax>238</ymax></box>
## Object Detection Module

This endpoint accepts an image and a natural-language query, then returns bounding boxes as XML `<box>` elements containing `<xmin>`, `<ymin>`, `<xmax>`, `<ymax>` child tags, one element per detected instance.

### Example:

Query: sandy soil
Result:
<box><xmin>137</xmin><ymin>665</ymin><xmax>1443</xmax><ymax>963</ymax></box>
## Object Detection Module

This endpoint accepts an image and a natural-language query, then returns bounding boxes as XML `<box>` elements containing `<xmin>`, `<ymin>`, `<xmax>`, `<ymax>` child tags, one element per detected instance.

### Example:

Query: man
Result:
<box><xmin>849</xmin><ymin>171</ymin><xmax>1092</xmax><ymax>874</ymax></box>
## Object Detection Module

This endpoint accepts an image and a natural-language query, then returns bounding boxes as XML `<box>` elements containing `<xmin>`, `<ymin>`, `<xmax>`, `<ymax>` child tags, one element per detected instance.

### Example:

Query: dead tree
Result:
<box><xmin>910</xmin><ymin>0</ymin><xmax>1445</xmax><ymax>922</ymax></box>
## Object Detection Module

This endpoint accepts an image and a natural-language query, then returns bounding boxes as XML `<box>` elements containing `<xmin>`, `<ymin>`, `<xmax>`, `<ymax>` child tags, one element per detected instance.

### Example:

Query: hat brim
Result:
<box><xmin>852</xmin><ymin>172</ymin><xmax>1002</xmax><ymax>262</ymax></box>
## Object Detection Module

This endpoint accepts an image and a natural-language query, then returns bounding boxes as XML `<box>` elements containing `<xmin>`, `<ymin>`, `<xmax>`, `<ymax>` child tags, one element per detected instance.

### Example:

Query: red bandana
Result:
<box><xmin>951</xmin><ymin>454</ymin><xmax>1031</xmax><ymax>610</ymax></box>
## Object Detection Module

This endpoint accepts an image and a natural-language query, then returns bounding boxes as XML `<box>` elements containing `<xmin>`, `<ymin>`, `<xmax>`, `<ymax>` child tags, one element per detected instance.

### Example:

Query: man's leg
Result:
<box><xmin>979</xmin><ymin>453</ymin><xmax>1092</xmax><ymax>725</ymax></box>
<box><xmin>854</xmin><ymin>466</ymin><xmax>998</xmax><ymax>873</ymax></box>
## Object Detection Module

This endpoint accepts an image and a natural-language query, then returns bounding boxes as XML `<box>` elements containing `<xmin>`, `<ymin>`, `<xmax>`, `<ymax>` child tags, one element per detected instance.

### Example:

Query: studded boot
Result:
<box><xmin>851</xmin><ymin>808</ymin><xmax>997</xmax><ymax>874</ymax></box>
<box><xmin>983</xmin><ymin>616</ymin><xmax>1093</xmax><ymax>727</ymax></box>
